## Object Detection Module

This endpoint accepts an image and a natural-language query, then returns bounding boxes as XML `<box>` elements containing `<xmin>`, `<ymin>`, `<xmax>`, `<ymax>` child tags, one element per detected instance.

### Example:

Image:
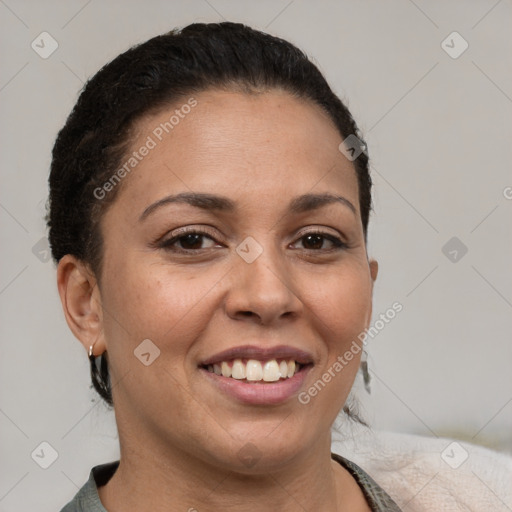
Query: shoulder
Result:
<box><xmin>332</xmin><ymin>429</ymin><xmax>512</xmax><ymax>512</ymax></box>
<box><xmin>59</xmin><ymin>461</ymin><xmax>119</xmax><ymax>512</ymax></box>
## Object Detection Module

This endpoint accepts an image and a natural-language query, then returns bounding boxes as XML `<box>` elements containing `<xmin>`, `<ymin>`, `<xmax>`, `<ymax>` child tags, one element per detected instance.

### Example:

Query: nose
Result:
<box><xmin>224</xmin><ymin>243</ymin><xmax>303</xmax><ymax>325</ymax></box>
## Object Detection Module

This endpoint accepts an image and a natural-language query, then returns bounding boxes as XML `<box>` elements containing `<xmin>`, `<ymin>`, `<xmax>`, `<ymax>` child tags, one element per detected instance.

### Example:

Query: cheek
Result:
<box><xmin>307</xmin><ymin>265</ymin><xmax>372</xmax><ymax>350</ymax></box>
<box><xmin>296</xmin><ymin>268</ymin><xmax>371</xmax><ymax>421</ymax></box>
<box><xmin>99</xmin><ymin>258</ymin><xmax>227</xmax><ymax>373</ymax></box>
<box><xmin>98</xmin><ymin>260</ymin><xmax>228</xmax><ymax>431</ymax></box>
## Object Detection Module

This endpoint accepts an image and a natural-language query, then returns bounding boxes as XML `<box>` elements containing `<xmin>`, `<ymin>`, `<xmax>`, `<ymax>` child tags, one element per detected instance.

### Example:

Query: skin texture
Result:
<box><xmin>58</xmin><ymin>89</ymin><xmax>378</xmax><ymax>511</ymax></box>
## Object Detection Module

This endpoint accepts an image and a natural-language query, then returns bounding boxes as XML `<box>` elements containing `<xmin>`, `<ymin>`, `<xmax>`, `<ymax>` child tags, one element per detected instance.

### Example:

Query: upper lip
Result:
<box><xmin>200</xmin><ymin>344</ymin><xmax>314</xmax><ymax>366</ymax></box>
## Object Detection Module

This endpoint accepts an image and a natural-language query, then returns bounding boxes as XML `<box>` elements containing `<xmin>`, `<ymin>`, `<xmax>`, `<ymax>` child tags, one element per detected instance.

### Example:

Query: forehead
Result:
<box><xmin>110</xmin><ymin>89</ymin><xmax>359</xmax><ymax>217</ymax></box>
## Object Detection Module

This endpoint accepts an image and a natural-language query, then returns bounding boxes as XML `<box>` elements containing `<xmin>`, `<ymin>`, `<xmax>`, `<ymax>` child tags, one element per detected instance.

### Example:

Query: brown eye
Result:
<box><xmin>302</xmin><ymin>234</ymin><xmax>325</xmax><ymax>250</ymax></box>
<box><xmin>292</xmin><ymin>231</ymin><xmax>347</xmax><ymax>251</ymax></box>
<box><xmin>176</xmin><ymin>233</ymin><xmax>205</xmax><ymax>250</ymax></box>
<box><xmin>159</xmin><ymin>229</ymin><xmax>221</xmax><ymax>253</ymax></box>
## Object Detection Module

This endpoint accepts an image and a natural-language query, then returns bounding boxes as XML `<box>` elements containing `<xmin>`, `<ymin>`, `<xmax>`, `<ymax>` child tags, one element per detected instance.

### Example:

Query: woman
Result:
<box><xmin>49</xmin><ymin>22</ymin><xmax>401</xmax><ymax>511</ymax></box>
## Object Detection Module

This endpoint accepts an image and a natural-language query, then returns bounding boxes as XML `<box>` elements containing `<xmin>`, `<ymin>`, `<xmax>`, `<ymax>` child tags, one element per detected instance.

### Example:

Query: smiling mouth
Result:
<box><xmin>199</xmin><ymin>358</ymin><xmax>309</xmax><ymax>383</ymax></box>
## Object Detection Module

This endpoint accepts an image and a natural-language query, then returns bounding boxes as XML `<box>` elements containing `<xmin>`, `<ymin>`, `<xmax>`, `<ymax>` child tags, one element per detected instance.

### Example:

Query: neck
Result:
<box><xmin>98</xmin><ymin>431</ymin><xmax>366</xmax><ymax>511</ymax></box>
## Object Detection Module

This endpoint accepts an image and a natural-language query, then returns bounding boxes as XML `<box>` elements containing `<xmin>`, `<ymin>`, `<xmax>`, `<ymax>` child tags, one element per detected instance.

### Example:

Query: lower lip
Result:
<box><xmin>199</xmin><ymin>365</ymin><xmax>312</xmax><ymax>405</ymax></box>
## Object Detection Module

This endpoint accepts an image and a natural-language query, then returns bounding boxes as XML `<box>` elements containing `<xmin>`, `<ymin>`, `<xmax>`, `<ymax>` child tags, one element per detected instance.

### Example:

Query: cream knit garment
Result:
<box><xmin>332</xmin><ymin>428</ymin><xmax>512</xmax><ymax>511</ymax></box>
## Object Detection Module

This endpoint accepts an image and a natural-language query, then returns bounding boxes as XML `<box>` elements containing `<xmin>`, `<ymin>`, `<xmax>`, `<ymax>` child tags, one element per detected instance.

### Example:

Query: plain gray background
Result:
<box><xmin>1</xmin><ymin>0</ymin><xmax>511</xmax><ymax>510</ymax></box>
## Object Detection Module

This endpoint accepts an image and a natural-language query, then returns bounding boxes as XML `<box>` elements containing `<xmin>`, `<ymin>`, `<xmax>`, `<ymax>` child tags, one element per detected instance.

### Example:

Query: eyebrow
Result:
<box><xmin>139</xmin><ymin>191</ymin><xmax>356</xmax><ymax>222</ymax></box>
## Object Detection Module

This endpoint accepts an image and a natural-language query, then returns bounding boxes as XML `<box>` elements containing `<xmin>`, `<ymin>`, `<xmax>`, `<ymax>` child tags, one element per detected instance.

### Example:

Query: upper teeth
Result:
<box><xmin>206</xmin><ymin>359</ymin><xmax>299</xmax><ymax>382</ymax></box>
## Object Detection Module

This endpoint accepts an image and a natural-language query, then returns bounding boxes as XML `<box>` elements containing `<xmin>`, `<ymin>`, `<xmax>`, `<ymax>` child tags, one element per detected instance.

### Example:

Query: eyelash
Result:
<box><xmin>156</xmin><ymin>227</ymin><xmax>348</xmax><ymax>255</ymax></box>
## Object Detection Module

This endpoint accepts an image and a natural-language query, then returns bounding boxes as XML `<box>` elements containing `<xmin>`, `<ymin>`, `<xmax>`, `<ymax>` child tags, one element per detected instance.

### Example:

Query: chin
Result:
<box><xmin>199</xmin><ymin>421</ymin><xmax>320</xmax><ymax>473</ymax></box>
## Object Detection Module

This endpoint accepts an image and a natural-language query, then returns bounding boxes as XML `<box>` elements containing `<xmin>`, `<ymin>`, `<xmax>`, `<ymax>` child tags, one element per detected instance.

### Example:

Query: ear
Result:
<box><xmin>56</xmin><ymin>255</ymin><xmax>106</xmax><ymax>356</ymax></box>
<box><xmin>369</xmin><ymin>258</ymin><xmax>379</xmax><ymax>286</ymax></box>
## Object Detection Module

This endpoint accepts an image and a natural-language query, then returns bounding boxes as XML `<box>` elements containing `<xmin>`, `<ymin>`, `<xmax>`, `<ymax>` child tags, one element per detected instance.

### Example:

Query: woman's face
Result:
<box><xmin>94</xmin><ymin>89</ymin><xmax>377</xmax><ymax>471</ymax></box>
